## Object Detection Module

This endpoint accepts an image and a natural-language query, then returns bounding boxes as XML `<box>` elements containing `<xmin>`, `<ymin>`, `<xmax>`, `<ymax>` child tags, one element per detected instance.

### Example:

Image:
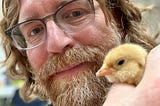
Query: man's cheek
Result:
<box><xmin>27</xmin><ymin>49</ymin><xmax>48</xmax><ymax>71</ymax></box>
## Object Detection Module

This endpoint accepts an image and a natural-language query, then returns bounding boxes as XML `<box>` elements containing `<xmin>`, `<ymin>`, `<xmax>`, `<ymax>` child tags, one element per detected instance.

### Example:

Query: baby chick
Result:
<box><xmin>96</xmin><ymin>43</ymin><xmax>148</xmax><ymax>85</ymax></box>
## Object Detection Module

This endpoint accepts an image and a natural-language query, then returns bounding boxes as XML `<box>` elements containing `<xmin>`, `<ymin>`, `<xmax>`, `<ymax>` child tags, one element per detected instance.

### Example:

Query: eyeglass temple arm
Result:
<box><xmin>5</xmin><ymin>29</ymin><xmax>12</xmax><ymax>39</ymax></box>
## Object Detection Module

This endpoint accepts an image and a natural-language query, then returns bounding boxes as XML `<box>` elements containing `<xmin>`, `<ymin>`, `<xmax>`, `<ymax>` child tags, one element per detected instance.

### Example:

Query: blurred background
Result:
<box><xmin>132</xmin><ymin>0</ymin><xmax>160</xmax><ymax>39</ymax></box>
<box><xmin>0</xmin><ymin>0</ymin><xmax>160</xmax><ymax>106</ymax></box>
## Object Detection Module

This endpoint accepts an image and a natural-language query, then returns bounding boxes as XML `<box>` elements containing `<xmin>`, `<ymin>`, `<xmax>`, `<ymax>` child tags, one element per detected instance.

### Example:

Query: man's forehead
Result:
<box><xmin>18</xmin><ymin>0</ymin><xmax>69</xmax><ymax>23</ymax></box>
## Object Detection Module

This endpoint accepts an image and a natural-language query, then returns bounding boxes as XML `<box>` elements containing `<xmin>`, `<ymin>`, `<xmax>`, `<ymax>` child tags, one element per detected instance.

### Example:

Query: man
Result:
<box><xmin>0</xmin><ymin>0</ymin><xmax>160</xmax><ymax>106</ymax></box>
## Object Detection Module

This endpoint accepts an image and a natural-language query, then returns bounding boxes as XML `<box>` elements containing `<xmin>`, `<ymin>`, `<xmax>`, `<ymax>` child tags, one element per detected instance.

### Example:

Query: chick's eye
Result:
<box><xmin>117</xmin><ymin>59</ymin><xmax>125</xmax><ymax>66</ymax></box>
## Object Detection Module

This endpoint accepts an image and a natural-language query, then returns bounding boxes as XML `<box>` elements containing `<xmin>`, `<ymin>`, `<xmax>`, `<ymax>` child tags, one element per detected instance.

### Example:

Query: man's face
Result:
<box><xmin>19</xmin><ymin>0</ymin><xmax>121</xmax><ymax>105</ymax></box>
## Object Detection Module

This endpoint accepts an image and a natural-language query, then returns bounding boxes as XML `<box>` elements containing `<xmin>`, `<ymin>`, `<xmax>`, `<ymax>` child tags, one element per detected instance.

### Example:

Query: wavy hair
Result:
<box><xmin>0</xmin><ymin>0</ymin><xmax>157</xmax><ymax>102</ymax></box>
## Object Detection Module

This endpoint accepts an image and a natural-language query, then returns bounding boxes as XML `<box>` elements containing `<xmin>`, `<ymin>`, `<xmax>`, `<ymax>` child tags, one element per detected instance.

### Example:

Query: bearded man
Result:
<box><xmin>1</xmin><ymin>0</ymin><xmax>160</xmax><ymax>106</ymax></box>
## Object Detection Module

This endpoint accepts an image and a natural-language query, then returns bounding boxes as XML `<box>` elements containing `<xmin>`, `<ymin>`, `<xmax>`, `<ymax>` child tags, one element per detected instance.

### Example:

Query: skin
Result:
<box><xmin>18</xmin><ymin>0</ymin><xmax>160</xmax><ymax>105</ymax></box>
<box><xmin>19</xmin><ymin>0</ymin><xmax>120</xmax><ymax>72</ymax></box>
<box><xmin>19</xmin><ymin>0</ymin><xmax>120</xmax><ymax>104</ymax></box>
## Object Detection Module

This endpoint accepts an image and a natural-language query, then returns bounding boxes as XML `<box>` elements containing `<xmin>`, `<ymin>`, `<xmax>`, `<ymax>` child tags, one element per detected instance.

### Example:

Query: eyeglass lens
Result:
<box><xmin>11</xmin><ymin>0</ymin><xmax>94</xmax><ymax>50</ymax></box>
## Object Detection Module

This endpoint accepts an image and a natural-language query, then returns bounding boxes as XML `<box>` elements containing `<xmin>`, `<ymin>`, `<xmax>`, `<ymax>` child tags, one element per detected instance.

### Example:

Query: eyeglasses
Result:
<box><xmin>5</xmin><ymin>0</ymin><xmax>95</xmax><ymax>50</ymax></box>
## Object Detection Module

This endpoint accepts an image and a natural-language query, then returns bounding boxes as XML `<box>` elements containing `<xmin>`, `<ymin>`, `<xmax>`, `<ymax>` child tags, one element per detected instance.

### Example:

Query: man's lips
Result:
<box><xmin>54</xmin><ymin>62</ymin><xmax>87</xmax><ymax>76</ymax></box>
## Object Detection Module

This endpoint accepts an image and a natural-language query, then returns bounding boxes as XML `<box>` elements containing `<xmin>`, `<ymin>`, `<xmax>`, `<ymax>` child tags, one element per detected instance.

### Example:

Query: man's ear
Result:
<box><xmin>110</xmin><ymin>7</ymin><xmax>125</xmax><ymax>38</ymax></box>
<box><xmin>107</xmin><ymin>0</ymin><xmax>125</xmax><ymax>37</ymax></box>
<box><xmin>107</xmin><ymin>0</ymin><xmax>119</xmax><ymax>7</ymax></box>
<box><xmin>97</xmin><ymin>0</ymin><xmax>125</xmax><ymax>37</ymax></box>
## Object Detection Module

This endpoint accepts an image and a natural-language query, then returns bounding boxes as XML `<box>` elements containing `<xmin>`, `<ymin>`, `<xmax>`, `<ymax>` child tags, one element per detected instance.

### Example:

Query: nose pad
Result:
<box><xmin>46</xmin><ymin>20</ymin><xmax>74</xmax><ymax>54</ymax></box>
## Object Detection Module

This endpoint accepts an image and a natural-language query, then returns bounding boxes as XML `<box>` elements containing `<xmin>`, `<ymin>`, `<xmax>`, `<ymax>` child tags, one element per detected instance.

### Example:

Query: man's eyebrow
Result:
<box><xmin>21</xmin><ymin>16</ymin><xmax>36</xmax><ymax>22</ymax></box>
<box><xmin>19</xmin><ymin>15</ymin><xmax>38</xmax><ymax>24</ymax></box>
<box><xmin>55</xmin><ymin>0</ymin><xmax>69</xmax><ymax>9</ymax></box>
<box><xmin>19</xmin><ymin>11</ymin><xmax>40</xmax><ymax>23</ymax></box>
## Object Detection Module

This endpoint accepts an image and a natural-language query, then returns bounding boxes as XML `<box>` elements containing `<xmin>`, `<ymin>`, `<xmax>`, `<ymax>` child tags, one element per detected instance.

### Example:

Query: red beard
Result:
<box><xmin>36</xmin><ymin>46</ymin><xmax>111</xmax><ymax>106</ymax></box>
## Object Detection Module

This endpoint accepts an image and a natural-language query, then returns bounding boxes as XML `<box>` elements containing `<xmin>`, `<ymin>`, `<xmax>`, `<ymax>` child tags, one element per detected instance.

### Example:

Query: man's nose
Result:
<box><xmin>46</xmin><ymin>20</ymin><xmax>74</xmax><ymax>54</ymax></box>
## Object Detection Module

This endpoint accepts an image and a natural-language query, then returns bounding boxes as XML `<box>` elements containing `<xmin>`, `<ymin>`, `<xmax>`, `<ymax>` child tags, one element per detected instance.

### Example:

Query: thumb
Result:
<box><xmin>139</xmin><ymin>45</ymin><xmax>160</xmax><ymax>85</ymax></box>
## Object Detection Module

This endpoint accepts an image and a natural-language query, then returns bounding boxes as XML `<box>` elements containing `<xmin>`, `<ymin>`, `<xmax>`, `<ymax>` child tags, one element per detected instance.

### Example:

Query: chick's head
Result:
<box><xmin>96</xmin><ymin>44</ymin><xmax>147</xmax><ymax>81</ymax></box>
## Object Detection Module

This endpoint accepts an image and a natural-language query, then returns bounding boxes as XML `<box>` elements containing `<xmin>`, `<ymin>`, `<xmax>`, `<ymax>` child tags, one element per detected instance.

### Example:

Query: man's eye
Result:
<box><xmin>70</xmin><ymin>10</ymin><xmax>83</xmax><ymax>18</ymax></box>
<box><xmin>62</xmin><ymin>9</ymin><xmax>86</xmax><ymax>20</ymax></box>
<box><xmin>30</xmin><ymin>26</ymin><xmax>44</xmax><ymax>36</ymax></box>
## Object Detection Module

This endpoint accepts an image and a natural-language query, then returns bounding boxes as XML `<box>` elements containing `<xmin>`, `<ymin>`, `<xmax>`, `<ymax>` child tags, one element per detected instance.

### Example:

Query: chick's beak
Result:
<box><xmin>96</xmin><ymin>64</ymin><xmax>112</xmax><ymax>76</ymax></box>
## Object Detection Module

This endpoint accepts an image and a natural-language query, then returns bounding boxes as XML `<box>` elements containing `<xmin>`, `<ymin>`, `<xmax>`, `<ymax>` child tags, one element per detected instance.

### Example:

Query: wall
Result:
<box><xmin>132</xmin><ymin>0</ymin><xmax>160</xmax><ymax>36</ymax></box>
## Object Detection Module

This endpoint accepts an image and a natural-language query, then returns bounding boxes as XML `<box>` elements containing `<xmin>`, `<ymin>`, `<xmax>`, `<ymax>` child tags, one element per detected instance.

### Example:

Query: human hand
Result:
<box><xmin>103</xmin><ymin>45</ymin><xmax>160</xmax><ymax>106</ymax></box>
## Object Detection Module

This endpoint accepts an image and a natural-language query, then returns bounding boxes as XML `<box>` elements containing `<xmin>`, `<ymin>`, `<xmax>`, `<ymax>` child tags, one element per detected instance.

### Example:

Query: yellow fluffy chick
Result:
<box><xmin>96</xmin><ymin>43</ymin><xmax>148</xmax><ymax>85</ymax></box>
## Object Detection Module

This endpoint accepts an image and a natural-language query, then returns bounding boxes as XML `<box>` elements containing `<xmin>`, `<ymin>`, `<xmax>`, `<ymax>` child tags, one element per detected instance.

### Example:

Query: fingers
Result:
<box><xmin>135</xmin><ymin>45</ymin><xmax>160</xmax><ymax>106</ymax></box>
<box><xmin>138</xmin><ymin>45</ymin><xmax>160</xmax><ymax>86</ymax></box>
<box><xmin>103</xmin><ymin>83</ymin><xmax>135</xmax><ymax>106</ymax></box>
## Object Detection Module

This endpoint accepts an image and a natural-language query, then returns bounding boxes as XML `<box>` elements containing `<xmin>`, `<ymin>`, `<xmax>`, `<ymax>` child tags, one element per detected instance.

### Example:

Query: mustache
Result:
<box><xmin>38</xmin><ymin>46</ymin><xmax>105</xmax><ymax>80</ymax></box>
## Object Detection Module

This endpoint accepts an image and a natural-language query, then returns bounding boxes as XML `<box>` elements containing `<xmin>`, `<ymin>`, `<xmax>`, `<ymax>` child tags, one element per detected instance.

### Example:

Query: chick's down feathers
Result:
<box><xmin>96</xmin><ymin>43</ymin><xmax>148</xmax><ymax>85</ymax></box>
